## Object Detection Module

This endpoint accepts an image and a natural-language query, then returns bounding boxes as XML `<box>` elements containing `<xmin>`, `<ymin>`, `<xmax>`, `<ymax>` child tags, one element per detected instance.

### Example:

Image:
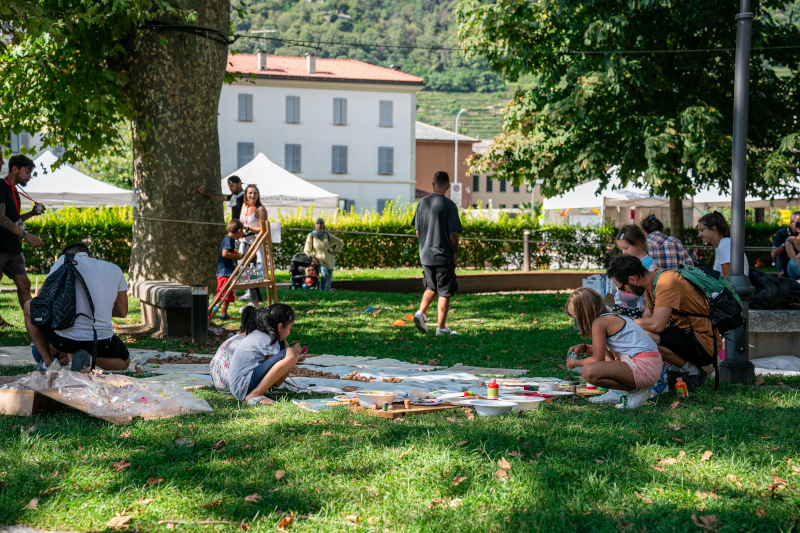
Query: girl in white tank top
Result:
<box><xmin>563</xmin><ymin>288</ymin><xmax>663</xmax><ymax>409</ymax></box>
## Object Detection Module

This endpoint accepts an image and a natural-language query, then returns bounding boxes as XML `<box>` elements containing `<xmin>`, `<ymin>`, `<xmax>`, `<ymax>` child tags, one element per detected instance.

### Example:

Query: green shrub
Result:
<box><xmin>22</xmin><ymin>207</ymin><xmax>132</xmax><ymax>273</ymax></box>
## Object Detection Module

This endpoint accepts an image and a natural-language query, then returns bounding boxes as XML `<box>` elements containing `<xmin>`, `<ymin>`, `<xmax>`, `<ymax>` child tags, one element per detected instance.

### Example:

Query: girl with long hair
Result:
<box><xmin>209</xmin><ymin>305</ymin><xmax>258</xmax><ymax>391</ymax></box>
<box><xmin>612</xmin><ymin>224</ymin><xmax>658</xmax><ymax>318</ymax></box>
<box><xmin>239</xmin><ymin>184</ymin><xmax>269</xmax><ymax>305</ymax></box>
<box><xmin>228</xmin><ymin>304</ymin><xmax>307</xmax><ymax>405</ymax></box>
<box><xmin>565</xmin><ymin>288</ymin><xmax>662</xmax><ymax>409</ymax></box>
<box><xmin>698</xmin><ymin>211</ymin><xmax>749</xmax><ymax>277</ymax></box>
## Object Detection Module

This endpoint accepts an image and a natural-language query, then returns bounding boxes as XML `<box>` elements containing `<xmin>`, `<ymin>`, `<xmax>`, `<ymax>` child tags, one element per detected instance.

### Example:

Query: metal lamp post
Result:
<box><xmin>721</xmin><ymin>0</ymin><xmax>755</xmax><ymax>384</ymax></box>
<box><xmin>454</xmin><ymin>108</ymin><xmax>468</xmax><ymax>207</ymax></box>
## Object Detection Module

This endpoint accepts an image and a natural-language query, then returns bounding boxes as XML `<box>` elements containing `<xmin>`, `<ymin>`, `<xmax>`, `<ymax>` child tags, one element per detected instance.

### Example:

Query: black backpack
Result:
<box><xmin>749</xmin><ymin>269</ymin><xmax>800</xmax><ymax>310</ymax></box>
<box><xmin>29</xmin><ymin>254</ymin><xmax>97</xmax><ymax>369</ymax></box>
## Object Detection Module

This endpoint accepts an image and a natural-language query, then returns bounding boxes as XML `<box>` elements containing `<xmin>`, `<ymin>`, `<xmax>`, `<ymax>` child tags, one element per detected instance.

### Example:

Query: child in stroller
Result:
<box><xmin>290</xmin><ymin>253</ymin><xmax>319</xmax><ymax>290</ymax></box>
<box><xmin>302</xmin><ymin>265</ymin><xmax>319</xmax><ymax>289</ymax></box>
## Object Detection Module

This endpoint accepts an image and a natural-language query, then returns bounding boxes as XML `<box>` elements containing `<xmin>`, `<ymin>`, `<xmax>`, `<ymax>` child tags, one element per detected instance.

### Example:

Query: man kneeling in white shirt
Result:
<box><xmin>24</xmin><ymin>242</ymin><xmax>130</xmax><ymax>371</ymax></box>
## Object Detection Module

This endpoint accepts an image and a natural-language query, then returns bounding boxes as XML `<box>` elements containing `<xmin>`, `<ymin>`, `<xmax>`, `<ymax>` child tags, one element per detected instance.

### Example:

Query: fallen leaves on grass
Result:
<box><xmin>112</xmin><ymin>460</ymin><xmax>131</xmax><ymax>471</ymax></box>
<box><xmin>24</xmin><ymin>498</ymin><xmax>38</xmax><ymax>510</ymax></box>
<box><xmin>635</xmin><ymin>491</ymin><xmax>653</xmax><ymax>504</ymax></box>
<box><xmin>498</xmin><ymin>457</ymin><xmax>511</xmax><ymax>470</ymax></box>
<box><xmin>767</xmin><ymin>475</ymin><xmax>787</xmax><ymax>496</ymax></box>
<box><xmin>754</xmin><ymin>376</ymin><xmax>765</xmax><ymax>386</ymax></box>
<box><xmin>244</xmin><ymin>493</ymin><xmax>261</xmax><ymax>502</ymax></box>
<box><xmin>618</xmin><ymin>521</ymin><xmax>634</xmax><ymax>532</ymax></box>
<box><xmin>321</xmin><ymin>431</ymin><xmax>334</xmax><ymax>437</ymax></box>
<box><xmin>651</xmin><ymin>465</ymin><xmax>665</xmax><ymax>473</ymax></box>
<box><xmin>594</xmin><ymin>459</ymin><xmax>605</xmax><ymax>465</ymax></box>
<box><xmin>453</xmin><ymin>475</ymin><xmax>467</xmax><ymax>486</ymax></box>
<box><xmin>201</xmin><ymin>500</ymin><xmax>222</xmax><ymax>508</ymax></box>
<box><xmin>275</xmin><ymin>470</ymin><xmax>285</xmax><ymax>481</ymax></box>
<box><xmin>701</xmin><ymin>451</ymin><xmax>714</xmax><ymax>462</ymax></box>
<box><xmin>277</xmin><ymin>513</ymin><xmax>294</xmax><ymax>531</ymax></box>
<box><xmin>695</xmin><ymin>491</ymin><xmax>720</xmax><ymax>500</ymax></box>
<box><xmin>105</xmin><ymin>515</ymin><xmax>133</xmax><ymax>529</ymax></box>
<box><xmin>429</xmin><ymin>498</ymin><xmax>463</xmax><ymax>509</ymax></box>
<box><xmin>136</xmin><ymin>498</ymin><xmax>155</xmax><ymax>506</ymax></box>
<box><xmin>211</xmin><ymin>440</ymin><xmax>226</xmax><ymax>451</ymax></box>
<box><xmin>399</xmin><ymin>445</ymin><xmax>415</xmax><ymax>459</ymax></box>
<box><xmin>341</xmin><ymin>513</ymin><xmax>360</xmax><ymax>522</ymax></box>
<box><xmin>119</xmin><ymin>432</ymin><xmax>131</xmax><ymax>439</ymax></box>
<box><xmin>756</xmin><ymin>508</ymin><xmax>767</xmax><ymax>517</ymax></box>
<box><xmin>351</xmin><ymin>421</ymin><xmax>361</xmax><ymax>427</ymax></box>
<box><xmin>145</xmin><ymin>477</ymin><xmax>164</xmax><ymax>487</ymax></box>
<box><xmin>662</xmin><ymin>458</ymin><xmax>679</xmax><ymax>466</ymax></box>
<box><xmin>40</xmin><ymin>485</ymin><xmax>62</xmax><ymax>495</ymax></box>
<box><xmin>726</xmin><ymin>474</ymin><xmax>743</xmax><ymax>488</ymax></box>
<box><xmin>493</xmin><ymin>469</ymin><xmax>509</xmax><ymax>480</ymax></box>
<box><xmin>510</xmin><ymin>451</ymin><xmax>524</xmax><ymax>459</ymax></box>
<box><xmin>455</xmin><ymin>441</ymin><xmax>469</xmax><ymax>447</ymax></box>
<box><xmin>691</xmin><ymin>514</ymin><xmax>720</xmax><ymax>532</ymax></box>
<box><xmin>668</xmin><ymin>401</ymin><xmax>680</xmax><ymax>411</ymax></box>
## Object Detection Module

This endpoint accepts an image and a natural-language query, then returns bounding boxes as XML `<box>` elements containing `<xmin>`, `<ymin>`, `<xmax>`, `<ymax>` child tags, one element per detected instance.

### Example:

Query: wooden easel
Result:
<box><xmin>208</xmin><ymin>220</ymin><xmax>278</xmax><ymax>323</ymax></box>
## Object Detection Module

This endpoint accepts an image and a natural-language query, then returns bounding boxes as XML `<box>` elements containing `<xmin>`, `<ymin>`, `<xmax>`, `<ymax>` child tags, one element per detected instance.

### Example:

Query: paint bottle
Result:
<box><xmin>382</xmin><ymin>402</ymin><xmax>389</xmax><ymax>411</ymax></box>
<box><xmin>675</xmin><ymin>377</ymin><xmax>689</xmax><ymax>398</ymax></box>
<box><xmin>487</xmin><ymin>378</ymin><xmax>499</xmax><ymax>400</ymax></box>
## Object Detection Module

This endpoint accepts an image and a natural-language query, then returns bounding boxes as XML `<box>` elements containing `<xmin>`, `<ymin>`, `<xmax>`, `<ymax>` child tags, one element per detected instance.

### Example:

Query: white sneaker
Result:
<box><xmin>238</xmin><ymin>293</ymin><xmax>251</xmax><ymax>301</ymax></box>
<box><xmin>413</xmin><ymin>311</ymin><xmax>428</xmax><ymax>333</ymax></box>
<box><xmin>436</xmin><ymin>327</ymin><xmax>457</xmax><ymax>335</ymax></box>
<box><xmin>615</xmin><ymin>388</ymin><xmax>651</xmax><ymax>409</ymax></box>
<box><xmin>588</xmin><ymin>389</ymin><xmax>622</xmax><ymax>404</ymax></box>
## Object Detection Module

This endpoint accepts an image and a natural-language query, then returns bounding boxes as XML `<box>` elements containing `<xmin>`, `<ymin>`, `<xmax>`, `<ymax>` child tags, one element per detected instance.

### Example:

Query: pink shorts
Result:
<box><xmin>620</xmin><ymin>351</ymin><xmax>663</xmax><ymax>389</ymax></box>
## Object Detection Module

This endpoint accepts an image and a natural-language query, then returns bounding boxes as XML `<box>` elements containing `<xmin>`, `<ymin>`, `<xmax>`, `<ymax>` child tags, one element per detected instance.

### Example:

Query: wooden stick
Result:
<box><xmin>207</xmin><ymin>229</ymin><xmax>268</xmax><ymax>322</ymax></box>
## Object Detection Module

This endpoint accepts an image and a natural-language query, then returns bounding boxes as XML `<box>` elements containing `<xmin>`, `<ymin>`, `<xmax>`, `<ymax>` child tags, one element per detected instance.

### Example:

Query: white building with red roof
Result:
<box><xmin>220</xmin><ymin>53</ymin><xmax>424</xmax><ymax>212</ymax></box>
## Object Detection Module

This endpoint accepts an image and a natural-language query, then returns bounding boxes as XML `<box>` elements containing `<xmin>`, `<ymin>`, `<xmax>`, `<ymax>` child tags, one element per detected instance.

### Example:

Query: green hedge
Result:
<box><xmin>15</xmin><ymin>206</ymin><xmax>784</xmax><ymax>274</ymax></box>
<box><xmin>22</xmin><ymin>207</ymin><xmax>133</xmax><ymax>273</ymax></box>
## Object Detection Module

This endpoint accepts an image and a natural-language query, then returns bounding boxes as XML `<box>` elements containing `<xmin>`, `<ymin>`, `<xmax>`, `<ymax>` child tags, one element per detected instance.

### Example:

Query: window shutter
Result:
<box><xmin>285</xmin><ymin>144</ymin><xmax>293</xmax><ymax>171</ymax></box>
<box><xmin>341</xmin><ymin>146</ymin><xmax>347</xmax><ymax>173</ymax></box>
<box><xmin>473</xmin><ymin>175</ymin><xmax>479</xmax><ymax>192</ymax></box>
<box><xmin>286</xmin><ymin>96</ymin><xmax>300</xmax><ymax>123</ymax></box>
<box><xmin>293</xmin><ymin>145</ymin><xmax>301</xmax><ymax>172</ymax></box>
<box><xmin>239</xmin><ymin>94</ymin><xmax>252</xmax><ymax>122</ymax></box>
<box><xmin>246</xmin><ymin>95</ymin><xmax>253</xmax><ymax>122</ymax></box>
<box><xmin>238</xmin><ymin>142</ymin><xmax>254</xmax><ymax>168</ymax></box>
<box><xmin>486</xmin><ymin>176</ymin><xmax>493</xmax><ymax>193</ymax></box>
<box><xmin>379</xmin><ymin>101</ymin><xmax>393</xmax><ymax>127</ymax></box>
<box><xmin>334</xmin><ymin>98</ymin><xmax>347</xmax><ymax>125</ymax></box>
<box><xmin>378</xmin><ymin>147</ymin><xmax>385</xmax><ymax>174</ymax></box>
<box><xmin>386</xmin><ymin>147</ymin><xmax>393</xmax><ymax>175</ymax></box>
<box><xmin>500</xmin><ymin>178</ymin><xmax>506</xmax><ymax>193</ymax></box>
<box><xmin>332</xmin><ymin>146</ymin><xmax>340</xmax><ymax>173</ymax></box>
<box><xmin>341</xmin><ymin>98</ymin><xmax>347</xmax><ymax>125</ymax></box>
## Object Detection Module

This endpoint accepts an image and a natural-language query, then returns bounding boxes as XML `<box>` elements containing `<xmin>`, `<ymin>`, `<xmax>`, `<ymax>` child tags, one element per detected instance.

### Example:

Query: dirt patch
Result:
<box><xmin>289</xmin><ymin>368</ymin><xmax>341</xmax><ymax>379</ymax></box>
<box><xmin>145</xmin><ymin>355</ymin><xmax>213</xmax><ymax>365</ymax></box>
<box><xmin>340</xmin><ymin>386</ymin><xmax>360</xmax><ymax>392</ymax></box>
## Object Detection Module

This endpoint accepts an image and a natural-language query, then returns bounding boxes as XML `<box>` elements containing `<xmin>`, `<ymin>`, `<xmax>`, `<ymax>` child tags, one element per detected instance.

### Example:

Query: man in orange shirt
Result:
<box><xmin>606</xmin><ymin>255</ymin><xmax>719</xmax><ymax>392</ymax></box>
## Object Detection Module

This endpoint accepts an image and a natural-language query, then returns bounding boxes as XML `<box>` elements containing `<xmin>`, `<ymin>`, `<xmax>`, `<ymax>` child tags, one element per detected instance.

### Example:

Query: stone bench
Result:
<box><xmin>748</xmin><ymin>309</ymin><xmax>800</xmax><ymax>359</ymax></box>
<box><xmin>130</xmin><ymin>281</ymin><xmax>193</xmax><ymax>338</ymax></box>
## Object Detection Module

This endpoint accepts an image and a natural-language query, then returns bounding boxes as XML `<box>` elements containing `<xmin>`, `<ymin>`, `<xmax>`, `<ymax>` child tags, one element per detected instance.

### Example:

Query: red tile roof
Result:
<box><xmin>227</xmin><ymin>54</ymin><xmax>424</xmax><ymax>85</ymax></box>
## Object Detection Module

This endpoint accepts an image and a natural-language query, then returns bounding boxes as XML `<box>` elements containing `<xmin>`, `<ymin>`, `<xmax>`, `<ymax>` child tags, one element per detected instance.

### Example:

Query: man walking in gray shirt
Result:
<box><xmin>412</xmin><ymin>171</ymin><xmax>463</xmax><ymax>335</ymax></box>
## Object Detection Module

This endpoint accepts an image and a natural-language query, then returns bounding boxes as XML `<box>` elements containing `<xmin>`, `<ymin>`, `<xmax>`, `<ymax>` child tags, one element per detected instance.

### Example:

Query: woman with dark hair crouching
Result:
<box><xmin>228</xmin><ymin>304</ymin><xmax>306</xmax><ymax>405</ymax></box>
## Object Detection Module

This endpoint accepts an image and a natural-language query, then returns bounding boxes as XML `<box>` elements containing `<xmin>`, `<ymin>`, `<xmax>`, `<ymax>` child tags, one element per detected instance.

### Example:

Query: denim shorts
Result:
<box><xmin>247</xmin><ymin>349</ymin><xmax>288</xmax><ymax>394</ymax></box>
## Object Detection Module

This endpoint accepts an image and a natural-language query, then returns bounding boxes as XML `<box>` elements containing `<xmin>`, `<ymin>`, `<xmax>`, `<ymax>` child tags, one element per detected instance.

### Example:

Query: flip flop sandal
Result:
<box><xmin>246</xmin><ymin>396</ymin><xmax>276</xmax><ymax>406</ymax></box>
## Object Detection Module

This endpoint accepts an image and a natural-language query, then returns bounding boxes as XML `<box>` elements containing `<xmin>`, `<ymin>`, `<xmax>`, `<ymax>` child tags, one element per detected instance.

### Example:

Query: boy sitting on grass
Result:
<box><xmin>216</xmin><ymin>220</ymin><xmax>244</xmax><ymax>320</ymax></box>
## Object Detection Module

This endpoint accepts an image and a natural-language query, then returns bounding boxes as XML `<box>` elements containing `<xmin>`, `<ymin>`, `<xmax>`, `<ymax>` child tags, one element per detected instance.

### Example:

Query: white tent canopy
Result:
<box><xmin>23</xmin><ymin>151</ymin><xmax>133</xmax><ymax>208</ymax></box>
<box><xmin>542</xmin><ymin>178</ymin><xmax>688</xmax><ymax>211</ymax></box>
<box><xmin>222</xmin><ymin>153</ymin><xmax>338</xmax><ymax>209</ymax></box>
<box><xmin>694</xmin><ymin>182</ymin><xmax>800</xmax><ymax>208</ymax></box>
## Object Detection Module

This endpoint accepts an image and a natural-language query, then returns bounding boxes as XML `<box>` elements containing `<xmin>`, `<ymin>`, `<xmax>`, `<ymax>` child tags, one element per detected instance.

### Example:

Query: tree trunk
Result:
<box><xmin>128</xmin><ymin>0</ymin><xmax>228</xmax><ymax>288</ymax></box>
<box><xmin>669</xmin><ymin>195</ymin><xmax>685</xmax><ymax>244</ymax></box>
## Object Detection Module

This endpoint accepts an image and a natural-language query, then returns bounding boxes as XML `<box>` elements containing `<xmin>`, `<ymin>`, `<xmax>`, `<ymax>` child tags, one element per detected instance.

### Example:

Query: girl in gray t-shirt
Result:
<box><xmin>228</xmin><ymin>304</ymin><xmax>307</xmax><ymax>405</ymax></box>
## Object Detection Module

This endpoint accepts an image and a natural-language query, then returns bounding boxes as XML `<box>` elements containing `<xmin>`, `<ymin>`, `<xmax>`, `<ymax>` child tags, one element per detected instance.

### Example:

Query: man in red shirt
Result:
<box><xmin>0</xmin><ymin>154</ymin><xmax>45</xmax><ymax>319</ymax></box>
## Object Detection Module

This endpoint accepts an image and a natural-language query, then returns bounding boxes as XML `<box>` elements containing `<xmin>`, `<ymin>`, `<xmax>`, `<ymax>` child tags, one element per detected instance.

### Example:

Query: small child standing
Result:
<box><xmin>216</xmin><ymin>220</ymin><xmax>244</xmax><ymax>320</ymax></box>
<box><xmin>302</xmin><ymin>265</ymin><xmax>318</xmax><ymax>289</ymax></box>
<box><xmin>564</xmin><ymin>288</ymin><xmax>663</xmax><ymax>409</ymax></box>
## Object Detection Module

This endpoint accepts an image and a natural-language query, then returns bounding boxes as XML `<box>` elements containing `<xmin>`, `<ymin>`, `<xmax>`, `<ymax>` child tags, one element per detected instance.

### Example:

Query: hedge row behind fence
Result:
<box><xmin>18</xmin><ymin>206</ymin><xmax>783</xmax><ymax>274</ymax></box>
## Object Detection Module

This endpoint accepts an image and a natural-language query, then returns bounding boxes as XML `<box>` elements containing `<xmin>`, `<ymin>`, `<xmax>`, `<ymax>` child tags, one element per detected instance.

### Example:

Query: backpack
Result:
<box><xmin>648</xmin><ymin>266</ymin><xmax>744</xmax><ymax>390</ymax></box>
<box><xmin>29</xmin><ymin>254</ymin><xmax>98</xmax><ymax>370</ymax></box>
<box><xmin>749</xmin><ymin>269</ymin><xmax>800</xmax><ymax>310</ymax></box>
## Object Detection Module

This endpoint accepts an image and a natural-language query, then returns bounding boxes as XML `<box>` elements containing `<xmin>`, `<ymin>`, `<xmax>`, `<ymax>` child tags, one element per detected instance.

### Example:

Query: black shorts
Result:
<box><xmin>43</xmin><ymin>329</ymin><xmax>130</xmax><ymax>361</ymax></box>
<box><xmin>658</xmin><ymin>325</ymin><xmax>714</xmax><ymax>367</ymax></box>
<box><xmin>0</xmin><ymin>252</ymin><xmax>26</xmax><ymax>277</ymax></box>
<box><xmin>422</xmin><ymin>263</ymin><xmax>458</xmax><ymax>298</ymax></box>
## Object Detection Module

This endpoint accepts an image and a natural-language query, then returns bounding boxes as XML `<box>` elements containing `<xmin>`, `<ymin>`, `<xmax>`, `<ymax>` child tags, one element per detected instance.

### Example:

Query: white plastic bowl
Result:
<box><xmin>499</xmin><ymin>395</ymin><xmax>546</xmax><ymax>411</ymax></box>
<box><xmin>355</xmin><ymin>390</ymin><xmax>397</xmax><ymax>408</ymax></box>
<box><xmin>461</xmin><ymin>399</ymin><xmax>517</xmax><ymax>417</ymax></box>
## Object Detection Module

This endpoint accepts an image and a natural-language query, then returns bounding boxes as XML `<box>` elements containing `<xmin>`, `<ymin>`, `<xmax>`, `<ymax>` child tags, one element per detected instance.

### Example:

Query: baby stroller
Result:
<box><xmin>290</xmin><ymin>253</ymin><xmax>318</xmax><ymax>290</ymax></box>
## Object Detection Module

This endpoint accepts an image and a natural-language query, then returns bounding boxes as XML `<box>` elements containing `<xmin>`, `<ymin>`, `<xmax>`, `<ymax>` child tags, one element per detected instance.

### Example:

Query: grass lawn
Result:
<box><xmin>1</xmin><ymin>289</ymin><xmax>799</xmax><ymax>532</ymax></box>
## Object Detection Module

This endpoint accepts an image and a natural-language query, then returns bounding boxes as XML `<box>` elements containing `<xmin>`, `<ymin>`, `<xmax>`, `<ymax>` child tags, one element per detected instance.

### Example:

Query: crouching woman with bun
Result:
<box><xmin>564</xmin><ymin>288</ymin><xmax>662</xmax><ymax>410</ymax></box>
<box><xmin>228</xmin><ymin>304</ymin><xmax>306</xmax><ymax>405</ymax></box>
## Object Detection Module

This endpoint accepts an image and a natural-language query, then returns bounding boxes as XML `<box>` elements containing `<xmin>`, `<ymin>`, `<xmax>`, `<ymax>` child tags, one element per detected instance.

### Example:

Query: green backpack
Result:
<box><xmin>649</xmin><ymin>266</ymin><xmax>745</xmax><ymax>389</ymax></box>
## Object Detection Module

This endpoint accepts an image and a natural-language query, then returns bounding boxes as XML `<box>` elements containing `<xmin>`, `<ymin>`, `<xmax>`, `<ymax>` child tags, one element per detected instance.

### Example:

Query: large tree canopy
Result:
<box><xmin>455</xmin><ymin>0</ymin><xmax>800</xmax><ymax>240</ymax></box>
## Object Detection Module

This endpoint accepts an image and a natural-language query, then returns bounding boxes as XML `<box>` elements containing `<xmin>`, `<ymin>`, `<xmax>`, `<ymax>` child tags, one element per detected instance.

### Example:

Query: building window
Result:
<box><xmin>285</xmin><ymin>144</ymin><xmax>301</xmax><ymax>172</ymax></box>
<box><xmin>286</xmin><ymin>96</ymin><xmax>300</xmax><ymax>124</ymax></box>
<box><xmin>379</xmin><ymin>100</ymin><xmax>393</xmax><ymax>127</ymax></box>
<box><xmin>9</xmin><ymin>133</ymin><xmax>19</xmax><ymax>153</ymax></box>
<box><xmin>513</xmin><ymin>204</ymin><xmax>519</xmax><ymax>209</ymax></box>
<box><xmin>513</xmin><ymin>185</ymin><xmax>520</xmax><ymax>193</ymax></box>
<box><xmin>486</xmin><ymin>176</ymin><xmax>493</xmax><ymax>193</ymax></box>
<box><xmin>237</xmin><ymin>142</ymin><xmax>254</xmax><ymax>168</ymax></box>
<box><xmin>333</xmin><ymin>98</ymin><xmax>347</xmax><ymax>125</ymax></box>
<box><xmin>472</xmin><ymin>175</ymin><xmax>479</xmax><ymax>192</ymax></box>
<box><xmin>377</xmin><ymin>199</ymin><xmax>392</xmax><ymax>214</ymax></box>
<box><xmin>238</xmin><ymin>94</ymin><xmax>253</xmax><ymax>122</ymax></box>
<box><xmin>378</xmin><ymin>147</ymin><xmax>393</xmax><ymax>175</ymax></box>
<box><xmin>332</xmin><ymin>145</ymin><xmax>348</xmax><ymax>174</ymax></box>
<box><xmin>472</xmin><ymin>204</ymin><xmax>478</xmax><ymax>208</ymax></box>
<box><xmin>499</xmin><ymin>204</ymin><xmax>506</xmax><ymax>209</ymax></box>
<box><xmin>499</xmin><ymin>178</ymin><xmax>506</xmax><ymax>193</ymax></box>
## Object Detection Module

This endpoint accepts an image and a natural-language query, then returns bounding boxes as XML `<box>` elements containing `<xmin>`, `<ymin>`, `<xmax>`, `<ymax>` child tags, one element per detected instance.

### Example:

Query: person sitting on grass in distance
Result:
<box><xmin>614</xmin><ymin>224</ymin><xmax>658</xmax><ymax>319</ymax></box>
<box><xmin>302</xmin><ymin>264</ymin><xmax>318</xmax><ymax>289</ymax></box>
<box><xmin>565</xmin><ymin>287</ymin><xmax>663</xmax><ymax>409</ymax></box>
<box><xmin>606</xmin><ymin>255</ymin><xmax>719</xmax><ymax>393</ymax></box>
<box><xmin>210</xmin><ymin>305</ymin><xmax>258</xmax><ymax>391</ymax></box>
<box><xmin>228</xmin><ymin>304</ymin><xmax>307</xmax><ymax>406</ymax></box>
<box><xmin>216</xmin><ymin>219</ymin><xmax>244</xmax><ymax>320</ymax></box>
